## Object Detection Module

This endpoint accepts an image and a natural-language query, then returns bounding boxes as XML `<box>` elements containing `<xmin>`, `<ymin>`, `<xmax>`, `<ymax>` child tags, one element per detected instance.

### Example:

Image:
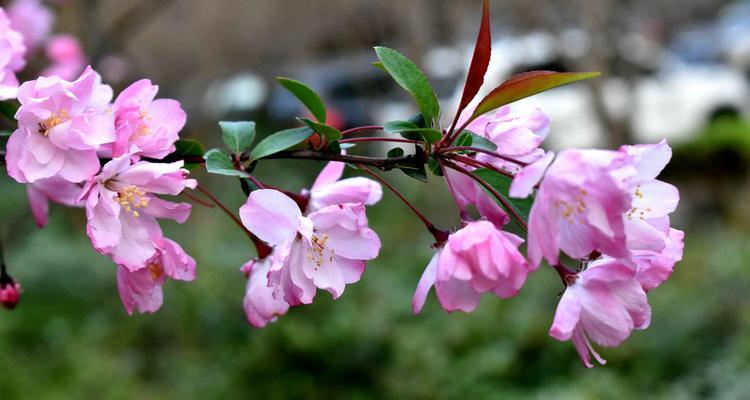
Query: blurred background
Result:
<box><xmin>1</xmin><ymin>0</ymin><xmax>750</xmax><ymax>398</ymax></box>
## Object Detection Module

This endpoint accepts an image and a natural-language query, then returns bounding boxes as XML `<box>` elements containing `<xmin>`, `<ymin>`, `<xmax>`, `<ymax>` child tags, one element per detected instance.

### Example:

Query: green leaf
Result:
<box><xmin>454</xmin><ymin>131</ymin><xmax>473</xmax><ymax>147</ymax></box>
<box><xmin>203</xmin><ymin>149</ymin><xmax>249</xmax><ymax>177</ymax></box>
<box><xmin>0</xmin><ymin>130</ymin><xmax>11</xmax><ymax>137</ymax></box>
<box><xmin>375</xmin><ymin>46</ymin><xmax>441</xmax><ymax>127</ymax></box>
<box><xmin>384</xmin><ymin>120</ymin><xmax>418</xmax><ymax>134</ymax></box>
<box><xmin>462</xmin><ymin>130</ymin><xmax>497</xmax><ymax>151</ymax></box>
<box><xmin>371</xmin><ymin>61</ymin><xmax>387</xmax><ymax>73</ymax></box>
<box><xmin>400</xmin><ymin>166</ymin><xmax>428</xmax><ymax>182</ymax></box>
<box><xmin>161</xmin><ymin>138</ymin><xmax>206</xmax><ymax>170</ymax></box>
<box><xmin>387</xmin><ymin>147</ymin><xmax>405</xmax><ymax>158</ymax></box>
<box><xmin>298</xmin><ymin>118</ymin><xmax>342</xmax><ymax>141</ymax></box>
<box><xmin>473</xmin><ymin>168</ymin><xmax>533</xmax><ymax>223</ymax></box>
<box><xmin>427</xmin><ymin>157</ymin><xmax>443</xmax><ymax>176</ymax></box>
<box><xmin>0</xmin><ymin>101</ymin><xmax>18</xmax><ymax>121</ymax></box>
<box><xmin>277</xmin><ymin>77</ymin><xmax>327</xmax><ymax>123</ymax></box>
<box><xmin>472</xmin><ymin>70</ymin><xmax>600</xmax><ymax>119</ymax></box>
<box><xmin>219</xmin><ymin>121</ymin><xmax>256</xmax><ymax>154</ymax></box>
<box><xmin>250</xmin><ymin>127</ymin><xmax>314</xmax><ymax>160</ymax></box>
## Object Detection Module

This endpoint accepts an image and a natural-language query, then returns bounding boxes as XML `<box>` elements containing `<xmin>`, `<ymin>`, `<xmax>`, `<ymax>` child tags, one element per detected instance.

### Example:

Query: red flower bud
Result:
<box><xmin>0</xmin><ymin>281</ymin><xmax>21</xmax><ymax>310</ymax></box>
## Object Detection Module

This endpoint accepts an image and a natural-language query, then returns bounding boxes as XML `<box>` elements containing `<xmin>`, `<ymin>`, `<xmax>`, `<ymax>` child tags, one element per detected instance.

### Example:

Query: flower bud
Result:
<box><xmin>0</xmin><ymin>280</ymin><xmax>21</xmax><ymax>310</ymax></box>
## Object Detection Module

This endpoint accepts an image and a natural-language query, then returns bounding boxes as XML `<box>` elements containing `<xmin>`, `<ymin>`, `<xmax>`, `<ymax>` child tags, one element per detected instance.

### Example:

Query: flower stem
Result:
<box><xmin>195</xmin><ymin>184</ymin><xmax>272</xmax><ymax>259</ymax></box>
<box><xmin>183</xmin><ymin>191</ymin><xmax>215</xmax><ymax>208</ymax></box>
<box><xmin>438</xmin><ymin>146</ymin><xmax>529</xmax><ymax>167</ymax></box>
<box><xmin>357</xmin><ymin>165</ymin><xmax>449</xmax><ymax>244</ymax></box>
<box><xmin>341</xmin><ymin>125</ymin><xmax>384</xmax><ymax>136</ymax></box>
<box><xmin>443</xmin><ymin>160</ymin><xmax>528</xmax><ymax>231</ymax></box>
<box><xmin>339</xmin><ymin>137</ymin><xmax>421</xmax><ymax>145</ymax></box>
<box><xmin>443</xmin><ymin>153</ymin><xmax>515</xmax><ymax>179</ymax></box>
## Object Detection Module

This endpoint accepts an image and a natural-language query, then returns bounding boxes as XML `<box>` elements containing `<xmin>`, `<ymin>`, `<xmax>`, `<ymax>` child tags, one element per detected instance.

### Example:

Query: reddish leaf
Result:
<box><xmin>471</xmin><ymin>70</ymin><xmax>601</xmax><ymax>119</ymax></box>
<box><xmin>451</xmin><ymin>0</ymin><xmax>492</xmax><ymax>129</ymax></box>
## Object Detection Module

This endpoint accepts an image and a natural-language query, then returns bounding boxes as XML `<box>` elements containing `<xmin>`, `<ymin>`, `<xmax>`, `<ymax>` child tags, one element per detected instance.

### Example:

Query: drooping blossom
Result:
<box><xmin>240</xmin><ymin>189</ymin><xmax>381</xmax><ymax>306</ymax></box>
<box><xmin>7</xmin><ymin>0</ymin><xmax>54</xmax><ymax>53</ymax></box>
<box><xmin>549</xmin><ymin>259</ymin><xmax>651</xmax><ymax>368</ymax></box>
<box><xmin>5</xmin><ymin>67</ymin><xmax>115</xmax><ymax>183</ymax></box>
<box><xmin>412</xmin><ymin>220</ymin><xmax>529</xmax><ymax>313</ymax></box>
<box><xmin>41</xmin><ymin>34</ymin><xmax>86</xmax><ymax>80</ymax></box>
<box><xmin>511</xmin><ymin>149</ymin><xmax>633</xmax><ymax>268</ymax></box>
<box><xmin>108</xmin><ymin>79</ymin><xmax>187</xmax><ymax>160</ymax></box>
<box><xmin>444</xmin><ymin>106</ymin><xmax>550</xmax><ymax>226</ymax></box>
<box><xmin>0</xmin><ymin>7</ymin><xmax>26</xmax><ymax>100</ymax></box>
<box><xmin>304</xmin><ymin>160</ymin><xmax>382</xmax><ymax>212</ymax></box>
<box><xmin>26</xmin><ymin>175</ymin><xmax>82</xmax><ymax>227</ymax></box>
<box><xmin>116</xmin><ymin>238</ymin><xmax>196</xmax><ymax>315</ymax></box>
<box><xmin>241</xmin><ymin>250</ymin><xmax>290</xmax><ymax>328</ymax></box>
<box><xmin>80</xmin><ymin>153</ymin><xmax>196</xmax><ymax>271</ymax></box>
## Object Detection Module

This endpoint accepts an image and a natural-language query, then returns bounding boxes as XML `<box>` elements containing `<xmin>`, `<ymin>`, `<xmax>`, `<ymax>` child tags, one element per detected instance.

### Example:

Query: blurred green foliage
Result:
<box><xmin>1</xmin><ymin>132</ymin><xmax>750</xmax><ymax>399</ymax></box>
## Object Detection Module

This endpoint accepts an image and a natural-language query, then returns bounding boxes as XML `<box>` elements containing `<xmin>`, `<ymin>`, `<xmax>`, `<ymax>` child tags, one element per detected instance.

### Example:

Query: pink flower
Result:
<box><xmin>80</xmin><ymin>153</ymin><xmax>196</xmax><ymax>271</ymax></box>
<box><xmin>241</xmin><ymin>252</ymin><xmax>290</xmax><ymax>328</ymax></box>
<box><xmin>412</xmin><ymin>220</ymin><xmax>530</xmax><ymax>313</ymax></box>
<box><xmin>240</xmin><ymin>189</ymin><xmax>381</xmax><ymax>305</ymax></box>
<box><xmin>0</xmin><ymin>7</ymin><xmax>26</xmax><ymax>100</ymax></box>
<box><xmin>467</xmin><ymin>105</ymin><xmax>550</xmax><ymax>172</ymax></box>
<box><xmin>7</xmin><ymin>0</ymin><xmax>53</xmax><ymax>53</ymax></box>
<box><xmin>26</xmin><ymin>176</ymin><xmax>82</xmax><ymax>228</ymax></box>
<box><xmin>0</xmin><ymin>280</ymin><xmax>21</xmax><ymax>310</ymax></box>
<box><xmin>109</xmin><ymin>79</ymin><xmax>187</xmax><ymax>160</ymax></box>
<box><xmin>511</xmin><ymin>149</ymin><xmax>633</xmax><ymax>268</ymax></box>
<box><xmin>41</xmin><ymin>34</ymin><xmax>87</xmax><ymax>80</ymax></box>
<box><xmin>549</xmin><ymin>259</ymin><xmax>651</xmax><ymax>368</ymax></box>
<box><xmin>5</xmin><ymin>67</ymin><xmax>115</xmax><ymax>183</ymax></box>
<box><xmin>305</xmin><ymin>161</ymin><xmax>382</xmax><ymax>212</ymax></box>
<box><xmin>116</xmin><ymin>238</ymin><xmax>196</xmax><ymax>315</ymax></box>
<box><xmin>444</xmin><ymin>168</ymin><xmax>509</xmax><ymax>227</ymax></box>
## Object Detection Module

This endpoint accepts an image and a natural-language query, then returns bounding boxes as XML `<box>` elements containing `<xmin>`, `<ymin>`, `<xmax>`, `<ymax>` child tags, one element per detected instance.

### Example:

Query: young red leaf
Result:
<box><xmin>471</xmin><ymin>71</ymin><xmax>601</xmax><ymax>120</ymax></box>
<box><xmin>451</xmin><ymin>0</ymin><xmax>491</xmax><ymax>131</ymax></box>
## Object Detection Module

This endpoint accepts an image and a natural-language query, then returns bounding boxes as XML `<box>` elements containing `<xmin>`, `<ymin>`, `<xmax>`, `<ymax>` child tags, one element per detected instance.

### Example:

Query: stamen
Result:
<box><xmin>116</xmin><ymin>185</ymin><xmax>149</xmax><ymax>217</ymax></box>
<box><xmin>38</xmin><ymin>110</ymin><xmax>69</xmax><ymax>136</ymax></box>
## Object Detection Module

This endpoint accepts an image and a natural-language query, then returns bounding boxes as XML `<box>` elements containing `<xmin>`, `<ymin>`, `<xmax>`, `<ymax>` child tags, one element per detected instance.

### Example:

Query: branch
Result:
<box><xmin>264</xmin><ymin>150</ymin><xmax>424</xmax><ymax>171</ymax></box>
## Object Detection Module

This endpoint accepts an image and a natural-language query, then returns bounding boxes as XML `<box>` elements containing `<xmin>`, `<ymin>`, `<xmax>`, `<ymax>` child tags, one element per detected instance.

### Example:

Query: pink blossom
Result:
<box><xmin>7</xmin><ymin>0</ymin><xmax>53</xmax><ymax>53</ymax></box>
<box><xmin>0</xmin><ymin>280</ymin><xmax>21</xmax><ymax>310</ymax></box>
<box><xmin>241</xmin><ymin>252</ymin><xmax>290</xmax><ymax>328</ymax></box>
<box><xmin>240</xmin><ymin>189</ymin><xmax>381</xmax><ymax>305</ymax></box>
<box><xmin>41</xmin><ymin>34</ymin><xmax>86</xmax><ymax>80</ymax></box>
<box><xmin>80</xmin><ymin>153</ymin><xmax>196</xmax><ymax>271</ymax></box>
<box><xmin>305</xmin><ymin>161</ymin><xmax>382</xmax><ymax>212</ymax></box>
<box><xmin>109</xmin><ymin>79</ymin><xmax>186</xmax><ymax>160</ymax></box>
<box><xmin>444</xmin><ymin>168</ymin><xmax>509</xmax><ymax>227</ymax></box>
<box><xmin>549</xmin><ymin>259</ymin><xmax>651</xmax><ymax>368</ymax></box>
<box><xmin>467</xmin><ymin>105</ymin><xmax>550</xmax><ymax>172</ymax></box>
<box><xmin>0</xmin><ymin>7</ymin><xmax>26</xmax><ymax>100</ymax></box>
<box><xmin>5</xmin><ymin>67</ymin><xmax>115</xmax><ymax>183</ymax></box>
<box><xmin>412</xmin><ymin>221</ymin><xmax>529</xmax><ymax>313</ymax></box>
<box><xmin>116</xmin><ymin>238</ymin><xmax>197</xmax><ymax>315</ymax></box>
<box><xmin>26</xmin><ymin>176</ymin><xmax>82</xmax><ymax>227</ymax></box>
<box><xmin>511</xmin><ymin>149</ymin><xmax>633</xmax><ymax>269</ymax></box>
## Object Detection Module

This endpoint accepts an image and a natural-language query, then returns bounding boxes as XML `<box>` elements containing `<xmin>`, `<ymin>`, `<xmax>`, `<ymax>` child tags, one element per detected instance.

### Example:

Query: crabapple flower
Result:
<box><xmin>41</xmin><ymin>34</ymin><xmax>86</xmax><ymax>80</ymax></box>
<box><xmin>7</xmin><ymin>0</ymin><xmax>53</xmax><ymax>53</ymax></box>
<box><xmin>0</xmin><ymin>279</ymin><xmax>21</xmax><ymax>310</ymax></box>
<box><xmin>305</xmin><ymin>161</ymin><xmax>382</xmax><ymax>212</ymax></box>
<box><xmin>5</xmin><ymin>67</ymin><xmax>115</xmax><ymax>183</ymax></box>
<box><xmin>81</xmin><ymin>153</ymin><xmax>196</xmax><ymax>271</ymax></box>
<box><xmin>0</xmin><ymin>7</ymin><xmax>26</xmax><ymax>100</ymax></box>
<box><xmin>549</xmin><ymin>259</ymin><xmax>651</xmax><ymax>368</ymax></box>
<box><xmin>444</xmin><ymin>168</ymin><xmax>509</xmax><ymax>227</ymax></box>
<box><xmin>512</xmin><ymin>149</ymin><xmax>632</xmax><ymax>268</ymax></box>
<box><xmin>116</xmin><ymin>238</ymin><xmax>197</xmax><ymax>315</ymax></box>
<box><xmin>412</xmin><ymin>221</ymin><xmax>530</xmax><ymax>313</ymax></box>
<box><xmin>241</xmin><ymin>252</ymin><xmax>290</xmax><ymax>328</ymax></box>
<box><xmin>26</xmin><ymin>176</ymin><xmax>82</xmax><ymax>228</ymax></box>
<box><xmin>467</xmin><ymin>105</ymin><xmax>550</xmax><ymax>172</ymax></box>
<box><xmin>240</xmin><ymin>189</ymin><xmax>381</xmax><ymax>306</ymax></box>
<box><xmin>109</xmin><ymin>79</ymin><xmax>187</xmax><ymax>160</ymax></box>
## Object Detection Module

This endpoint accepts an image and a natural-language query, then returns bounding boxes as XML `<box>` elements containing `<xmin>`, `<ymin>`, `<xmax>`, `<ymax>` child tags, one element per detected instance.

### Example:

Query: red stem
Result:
<box><xmin>183</xmin><ymin>190</ymin><xmax>215</xmax><ymax>208</ymax></box>
<box><xmin>339</xmin><ymin>137</ymin><xmax>421</xmax><ymax>145</ymax></box>
<box><xmin>444</xmin><ymin>153</ymin><xmax>515</xmax><ymax>179</ymax></box>
<box><xmin>438</xmin><ymin>146</ymin><xmax>529</xmax><ymax>167</ymax></box>
<box><xmin>341</xmin><ymin>125</ymin><xmax>385</xmax><ymax>136</ymax></box>
<box><xmin>443</xmin><ymin>161</ymin><xmax>528</xmax><ymax>231</ymax></box>
<box><xmin>357</xmin><ymin>165</ymin><xmax>449</xmax><ymax>244</ymax></box>
<box><xmin>195</xmin><ymin>184</ymin><xmax>272</xmax><ymax>259</ymax></box>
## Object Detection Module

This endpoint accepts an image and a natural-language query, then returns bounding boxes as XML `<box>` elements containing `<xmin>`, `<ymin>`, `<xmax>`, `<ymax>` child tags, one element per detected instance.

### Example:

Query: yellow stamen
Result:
<box><xmin>116</xmin><ymin>185</ymin><xmax>149</xmax><ymax>217</ymax></box>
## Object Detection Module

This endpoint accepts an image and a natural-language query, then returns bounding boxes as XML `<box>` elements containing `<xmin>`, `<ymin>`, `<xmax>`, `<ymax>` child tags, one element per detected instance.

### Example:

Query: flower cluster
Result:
<box><xmin>5</xmin><ymin>66</ymin><xmax>195</xmax><ymax>314</ymax></box>
<box><xmin>0</xmin><ymin>7</ymin><xmax>27</xmax><ymax>100</ymax></box>
<box><xmin>239</xmin><ymin>161</ymin><xmax>382</xmax><ymax>327</ymax></box>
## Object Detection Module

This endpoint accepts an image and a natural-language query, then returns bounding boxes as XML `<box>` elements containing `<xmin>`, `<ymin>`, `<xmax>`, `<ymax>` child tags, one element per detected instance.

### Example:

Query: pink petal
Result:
<box><xmin>239</xmin><ymin>189</ymin><xmax>301</xmax><ymax>246</ymax></box>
